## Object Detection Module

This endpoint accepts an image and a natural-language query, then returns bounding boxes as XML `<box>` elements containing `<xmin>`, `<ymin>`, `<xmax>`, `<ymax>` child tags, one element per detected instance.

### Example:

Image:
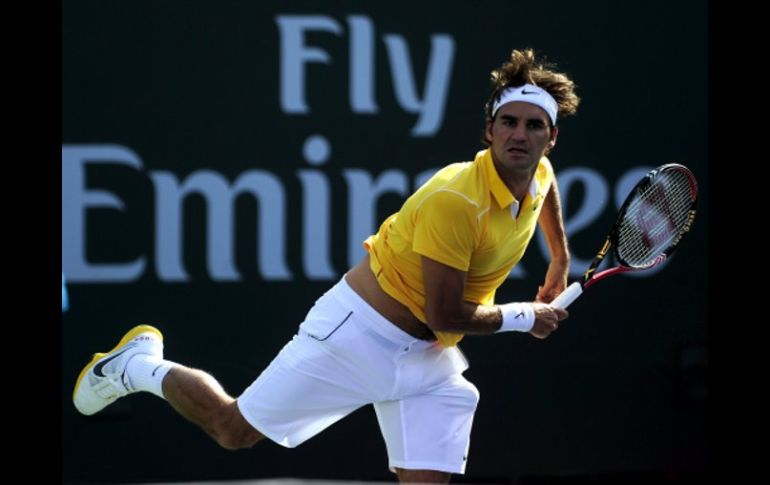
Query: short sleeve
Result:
<box><xmin>412</xmin><ymin>190</ymin><xmax>479</xmax><ymax>271</ymax></box>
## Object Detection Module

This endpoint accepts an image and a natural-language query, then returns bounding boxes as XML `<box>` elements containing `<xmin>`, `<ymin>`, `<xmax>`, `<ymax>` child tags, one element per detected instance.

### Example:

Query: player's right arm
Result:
<box><xmin>421</xmin><ymin>255</ymin><xmax>565</xmax><ymax>338</ymax></box>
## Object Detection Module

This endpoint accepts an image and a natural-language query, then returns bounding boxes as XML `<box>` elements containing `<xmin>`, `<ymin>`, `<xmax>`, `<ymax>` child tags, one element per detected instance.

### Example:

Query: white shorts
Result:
<box><xmin>237</xmin><ymin>277</ymin><xmax>479</xmax><ymax>474</ymax></box>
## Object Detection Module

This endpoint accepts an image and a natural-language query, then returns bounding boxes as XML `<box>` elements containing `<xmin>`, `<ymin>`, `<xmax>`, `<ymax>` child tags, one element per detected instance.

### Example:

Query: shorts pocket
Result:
<box><xmin>298</xmin><ymin>291</ymin><xmax>354</xmax><ymax>342</ymax></box>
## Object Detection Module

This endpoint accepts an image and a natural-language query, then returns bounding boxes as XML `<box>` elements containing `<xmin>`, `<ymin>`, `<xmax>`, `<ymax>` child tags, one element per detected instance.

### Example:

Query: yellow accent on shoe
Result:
<box><xmin>72</xmin><ymin>324</ymin><xmax>164</xmax><ymax>414</ymax></box>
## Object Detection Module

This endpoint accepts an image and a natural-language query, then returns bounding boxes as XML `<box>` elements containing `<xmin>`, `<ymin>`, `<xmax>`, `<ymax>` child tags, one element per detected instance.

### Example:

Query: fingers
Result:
<box><xmin>546</xmin><ymin>319</ymin><xmax>561</xmax><ymax>337</ymax></box>
<box><xmin>530</xmin><ymin>320</ymin><xmax>559</xmax><ymax>339</ymax></box>
<box><xmin>553</xmin><ymin>307</ymin><xmax>569</xmax><ymax>321</ymax></box>
<box><xmin>532</xmin><ymin>302</ymin><xmax>567</xmax><ymax>319</ymax></box>
<box><xmin>530</xmin><ymin>304</ymin><xmax>568</xmax><ymax>340</ymax></box>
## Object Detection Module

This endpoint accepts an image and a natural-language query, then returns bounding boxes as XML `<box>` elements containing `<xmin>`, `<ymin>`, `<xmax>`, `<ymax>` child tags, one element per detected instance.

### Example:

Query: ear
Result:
<box><xmin>484</xmin><ymin>119</ymin><xmax>494</xmax><ymax>145</ymax></box>
<box><xmin>548</xmin><ymin>126</ymin><xmax>559</xmax><ymax>149</ymax></box>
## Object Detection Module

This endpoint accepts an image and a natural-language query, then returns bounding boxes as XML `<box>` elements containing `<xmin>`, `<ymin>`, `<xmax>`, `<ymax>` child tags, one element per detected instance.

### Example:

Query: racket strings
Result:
<box><xmin>616</xmin><ymin>170</ymin><xmax>694</xmax><ymax>267</ymax></box>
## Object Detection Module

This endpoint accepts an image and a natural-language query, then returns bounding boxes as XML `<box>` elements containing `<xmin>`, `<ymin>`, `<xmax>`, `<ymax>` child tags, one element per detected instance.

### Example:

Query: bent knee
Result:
<box><xmin>217</xmin><ymin>432</ymin><xmax>262</xmax><ymax>451</ymax></box>
<box><xmin>214</xmin><ymin>402</ymin><xmax>265</xmax><ymax>450</ymax></box>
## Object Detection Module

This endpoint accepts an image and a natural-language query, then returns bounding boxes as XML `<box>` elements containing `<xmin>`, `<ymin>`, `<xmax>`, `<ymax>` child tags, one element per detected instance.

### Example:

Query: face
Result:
<box><xmin>486</xmin><ymin>101</ymin><xmax>558</xmax><ymax>175</ymax></box>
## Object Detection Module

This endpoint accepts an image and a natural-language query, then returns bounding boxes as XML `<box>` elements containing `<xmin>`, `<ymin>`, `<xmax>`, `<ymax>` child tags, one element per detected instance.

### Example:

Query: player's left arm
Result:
<box><xmin>536</xmin><ymin>177</ymin><xmax>570</xmax><ymax>303</ymax></box>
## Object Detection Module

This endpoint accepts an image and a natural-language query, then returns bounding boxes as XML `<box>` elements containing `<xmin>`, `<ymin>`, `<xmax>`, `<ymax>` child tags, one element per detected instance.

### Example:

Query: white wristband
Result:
<box><xmin>497</xmin><ymin>302</ymin><xmax>535</xmax><ymax>333</ymax></box>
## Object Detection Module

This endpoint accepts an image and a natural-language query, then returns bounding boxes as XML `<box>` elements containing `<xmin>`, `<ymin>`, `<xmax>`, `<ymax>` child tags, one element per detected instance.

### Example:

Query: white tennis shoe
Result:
<box><xmin>73</xmin><ymin>324</ymin><xmax>164</xmax><ymax>415</ymax></box>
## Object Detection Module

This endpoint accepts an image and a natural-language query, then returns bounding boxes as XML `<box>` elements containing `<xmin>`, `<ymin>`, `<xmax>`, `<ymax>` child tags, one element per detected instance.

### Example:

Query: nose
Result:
<box><xmin>510</xmin><ymin>123</ymin><xmax>527</xmax><ymax>141</ymax></box>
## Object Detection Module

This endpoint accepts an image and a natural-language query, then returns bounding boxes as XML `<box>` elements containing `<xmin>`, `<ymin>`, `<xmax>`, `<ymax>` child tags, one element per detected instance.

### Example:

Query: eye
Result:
<box><xmin>527</xmin><ymin>120</ymin><xmax>546</xmax><ymax>130</ymax></box>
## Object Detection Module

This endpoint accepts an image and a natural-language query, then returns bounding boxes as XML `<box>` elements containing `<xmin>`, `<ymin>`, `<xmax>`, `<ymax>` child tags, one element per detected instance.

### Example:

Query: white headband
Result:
<box><xmin>492</xmin><ymin>84</ymin><xmax>558</xmax><ymax>125</ymax></box>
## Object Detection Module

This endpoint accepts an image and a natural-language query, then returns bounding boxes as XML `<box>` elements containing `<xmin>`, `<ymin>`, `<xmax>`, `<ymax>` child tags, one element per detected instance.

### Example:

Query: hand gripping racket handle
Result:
<box><xmin>550</xmin><ymin>281</ymin><xmax>583</xmax><ymax>309</ymax></box>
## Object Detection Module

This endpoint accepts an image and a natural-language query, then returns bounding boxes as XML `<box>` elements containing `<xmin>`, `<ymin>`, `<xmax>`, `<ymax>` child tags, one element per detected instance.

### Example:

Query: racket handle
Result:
<box><xmin>551</xmin><ymin>281</ymin><xmax>583</xmax><ymax>309</ymax></box>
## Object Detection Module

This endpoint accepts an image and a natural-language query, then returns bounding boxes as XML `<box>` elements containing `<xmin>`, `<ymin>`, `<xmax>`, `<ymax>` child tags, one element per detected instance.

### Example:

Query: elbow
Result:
<box><xmin>424</xmin><ymin>319</ymin><xmax>446</xmax><ymax>333</ymax></box>
<box><xmin>424</xmin><ymin>307</ymin><xmax>462</xmax><ymax>333</ymax></box>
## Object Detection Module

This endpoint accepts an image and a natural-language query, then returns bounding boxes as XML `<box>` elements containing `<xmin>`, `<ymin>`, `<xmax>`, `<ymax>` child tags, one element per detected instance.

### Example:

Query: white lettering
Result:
<box><xmin>150</xmin><ymin>169</ymin><xmax>291</xmax><ymax>282</ymax></box>
<box><xmin>538</xmin><ymin>167</ymin><xmax>609</xmax><ymax>277</ymax></box>
<box><xmin>63</xmin><ymin>145</ymin><xmax>662</xmax><ymax>283</ymax></box>
<box><xmin>276</xmin><ymin>14</ymin><xmax>454</xmax><ymax>136</ymax></box>
<box><xmin>276</xmin><ymin>15</ymin><xmax>342</xmax><ymax>113</ymax></box>
<box><xmin>348</xmin><ymin>15</ymin><xmax>377</xmax><ymax>113</ymax></box>
<box><xmin>383</xmin><ymin>34</ymin><xmax>454</xmax><ymax>136</ymax></box>
<box><xmin>298</xmin><ymin>169</ymin><xmax>336</xmax><ymax>280</ymax></box>
<box><xmin>62</xmin><ymin>145</ymin><xmax>146</xmax><ymax>282</ymax></box>
<box><xmin>342</xmin><ymin>169</ymin><xmax>409</xmax><ymax>267</ymax></box>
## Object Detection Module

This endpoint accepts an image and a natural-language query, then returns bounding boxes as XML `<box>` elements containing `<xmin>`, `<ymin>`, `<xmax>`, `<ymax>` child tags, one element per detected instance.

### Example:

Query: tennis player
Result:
<box><xmin>73</xmin><ymin>48</ymin><xmax>579</xmax><ymax>483</ymax></box>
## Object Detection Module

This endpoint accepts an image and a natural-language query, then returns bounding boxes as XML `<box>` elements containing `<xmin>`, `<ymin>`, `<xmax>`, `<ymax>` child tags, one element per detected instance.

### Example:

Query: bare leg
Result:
<box><xmin>161</xmin><ymin>365</ymin><xmax>265</xmax><ymax>450</ymax></box>
<box><xmin>396</xmin><ymin>468</ymin><xmax>451</xmax><ymax>483</ymax></box>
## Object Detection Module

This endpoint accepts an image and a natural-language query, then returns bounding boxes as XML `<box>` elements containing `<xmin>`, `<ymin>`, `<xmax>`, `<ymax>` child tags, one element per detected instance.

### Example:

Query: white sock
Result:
<box><xmin>125</xmin><ymin>354</ymin><xmax>176</xmax><ymax>399</ymax></box>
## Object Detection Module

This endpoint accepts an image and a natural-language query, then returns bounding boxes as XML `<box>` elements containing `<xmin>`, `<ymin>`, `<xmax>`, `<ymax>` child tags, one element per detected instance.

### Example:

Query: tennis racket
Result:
<box><xmin>551</xmin><ymin>163</ymin><xmax>698</xmax><ymax>309</ymax></box>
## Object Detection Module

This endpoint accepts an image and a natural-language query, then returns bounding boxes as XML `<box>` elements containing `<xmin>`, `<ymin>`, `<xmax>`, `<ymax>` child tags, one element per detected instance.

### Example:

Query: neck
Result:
<box><xmin>492</xmin><ymin>159</ymin><xmax>537</xmax><ymax>202</ymax></box>
<box><xmin>509</xmin><ymin>174</ymin><xmax>534</xmax><ymax>203</ymax></box>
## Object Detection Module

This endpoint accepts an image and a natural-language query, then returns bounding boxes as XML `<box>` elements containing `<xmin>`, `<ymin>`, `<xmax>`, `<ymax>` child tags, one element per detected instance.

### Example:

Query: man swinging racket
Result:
<box><xmin>74</xmin><ymin>48</ymin><xmax>578</xmax><ymax>483</ymax></box>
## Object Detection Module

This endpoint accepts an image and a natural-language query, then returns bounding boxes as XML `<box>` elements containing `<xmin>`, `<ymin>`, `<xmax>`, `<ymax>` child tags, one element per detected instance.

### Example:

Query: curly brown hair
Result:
<box><xmin>483</xmin><ymin>48</ymin><xmax>580</xmax><ymax>131</ymax></box>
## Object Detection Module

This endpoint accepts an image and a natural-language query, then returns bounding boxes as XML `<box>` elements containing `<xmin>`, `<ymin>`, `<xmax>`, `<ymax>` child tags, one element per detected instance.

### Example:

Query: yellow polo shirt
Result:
<box><xmin>364</xmin><ymin>148</ymin><xmax>554</xmax><ymax>347</ymax></box>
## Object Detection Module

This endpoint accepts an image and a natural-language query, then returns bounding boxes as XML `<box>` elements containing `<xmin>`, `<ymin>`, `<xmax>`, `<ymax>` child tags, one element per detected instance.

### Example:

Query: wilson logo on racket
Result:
<box><xmin>551</xmin><ymin>163</ymin><xmax>698</xmax><ymax>310</ymax></box>
<box><xmin>636</xmin><ymin>197</ymin><xmax>677</xmax><ymax>252</ymax></box>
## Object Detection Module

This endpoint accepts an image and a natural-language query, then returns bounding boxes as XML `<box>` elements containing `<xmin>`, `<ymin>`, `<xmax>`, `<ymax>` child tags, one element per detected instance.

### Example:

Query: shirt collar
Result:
<box><xmin>477</xmin><ymin>149</ymin><xmax>541</xmax><ymax>209</ymax></box>
<box><xmin>527</xmin><ymin>174</ymin><xmax>540</xmax><ymax>200</ymax></box>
